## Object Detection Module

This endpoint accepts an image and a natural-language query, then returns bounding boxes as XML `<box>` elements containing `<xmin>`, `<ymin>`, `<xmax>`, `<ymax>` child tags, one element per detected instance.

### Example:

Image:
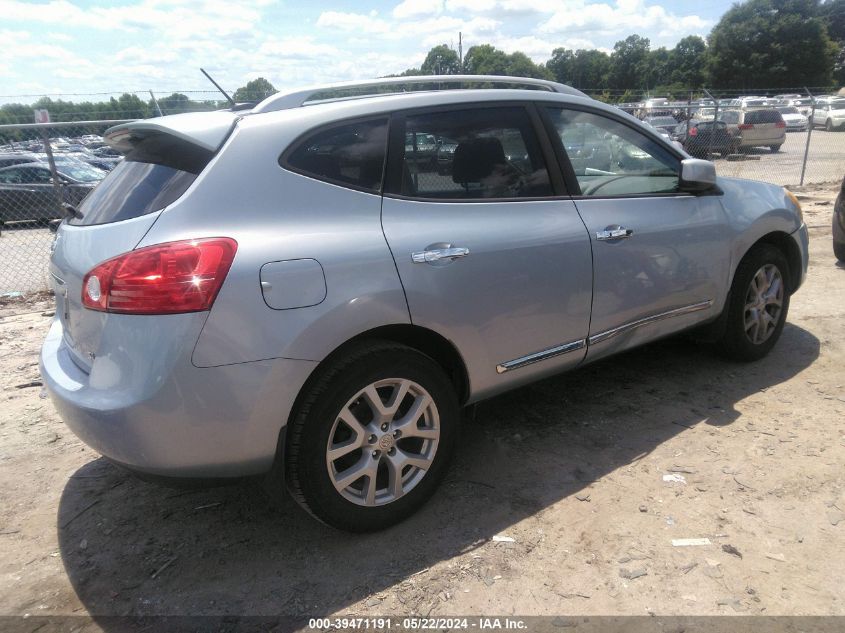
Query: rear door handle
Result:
<box><xmin>412</xmin><ymin>246</ymin><xmax>470</xmax><ymax>264</ymax></box>
<box><xmin>596</xmin><ymin>226</ymin><xmax>634</xmax><ymax>241</ymax></box>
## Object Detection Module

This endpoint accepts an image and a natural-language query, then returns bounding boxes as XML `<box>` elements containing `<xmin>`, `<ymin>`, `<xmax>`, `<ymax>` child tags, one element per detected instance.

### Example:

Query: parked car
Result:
<box><xmin>811</xmin><ymin>100</ymin><xmax>845</xmax><ymax>131</ymax></box>
<box><xmin>718</xmin><ymin>109</ymin><xmax>786</xmax><ymax>151</ymax></box>
<box><xmin>0</xmin><ymin>152</ymin><xmax>41</xmax><ymax>169</ymax></box>
<box><xmin>671</xmin><ymin>120</ymin><xmax>736</xmax><ymax>157</ymax></box>
<box><xmin>834</xmin><ymin>176</ymin><xmax>845</xmax><ymax>262</ymax></box>
<box><xmin>774</xmin><ymin>106</ymin><xmax>809</xmax><ymax>131</ymax></box>
<box><xmin>643</xmin><ymin>116</ymin><xmax>678</xmax><ymax>134</ymax></box>
<box><xmin>40</xmin><ymin>75</ymin><xmax>809</xmax><ymax>532</ymax></box>
<box><xmin>0</xmin><ymin>162</ymin><xmax>102</xmax><ymax>223</ymax></box>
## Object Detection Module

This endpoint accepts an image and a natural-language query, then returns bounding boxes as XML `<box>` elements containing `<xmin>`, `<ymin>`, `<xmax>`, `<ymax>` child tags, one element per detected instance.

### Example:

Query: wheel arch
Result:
<box><xmin>744</xmin><ymin>230</ymin><xmax>802</xmax><ymax>293</ymax></box>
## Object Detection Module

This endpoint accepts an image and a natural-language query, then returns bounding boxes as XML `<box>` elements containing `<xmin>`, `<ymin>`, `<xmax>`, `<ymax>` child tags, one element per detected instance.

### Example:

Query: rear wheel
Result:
<box><xmin>715</xmin><ymin>244</ymin><xmax>790</xmax><ymax>362</ymax></box>
<box><xmin>285</xmin><ymin>341</ymin><xmax>459</xmax><ymax>532</ymax></box>
<box><xmin>770</xmin><ymin>145</ymin><xmax>782</xmax><ymax>152</ymax></box>
<box><xmin>826</xmin><ymin>119</ymin><xmax>834</xmax><ymax>132</ymax></box>
<box><xmin>834</xmin><ymin>239</ymin><xmax>845</xmax><ymax>262</ymax></box>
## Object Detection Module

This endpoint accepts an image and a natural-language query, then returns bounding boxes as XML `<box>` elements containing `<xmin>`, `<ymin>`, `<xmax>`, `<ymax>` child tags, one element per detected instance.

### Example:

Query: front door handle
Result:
<box><xmin>411</xmin><ymin>246</ymin><xmax>470</xmax><ymax>264</ymax></box>
<box><xmin>596</xmin><ymin>226</ymin><xmax>634</xmax><ymax>241</ymax></box>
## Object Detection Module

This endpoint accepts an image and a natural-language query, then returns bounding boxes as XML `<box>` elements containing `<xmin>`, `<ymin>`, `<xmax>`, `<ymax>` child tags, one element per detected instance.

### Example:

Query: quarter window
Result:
<box><xmin>284</xmin><ymin>118</ymin><xmax>388</xmax><ymax>193</ymax></box>
<box><xmin>546</xmin><ymin>107</ymin><xmax>680</xmax><ymax>197</ymax></box>
<box><xmin>396</xmin><ymin>107</ymin><xmax>552</xmax><ymax>199</ymax></box>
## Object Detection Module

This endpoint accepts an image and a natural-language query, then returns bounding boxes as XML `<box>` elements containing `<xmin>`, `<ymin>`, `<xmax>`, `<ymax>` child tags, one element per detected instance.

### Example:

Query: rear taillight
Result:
<box><xmin>775</xmin><ymin>121</ymin><xmax>786</xmax><ymax>128</ymax></box>
<box><xmin>82</xmin><ymin>238</ymin><xmax>237</xmax><ymax>315</ymax></box>
<box><xmin>738</xmin><ymin>123</ymin><xmax>753</xmax><ymax>130</ymax></box>
<box><xmin>689</xmin><ymin>127</ymin><xmax>698</xmax><ymax>136</ymax></box>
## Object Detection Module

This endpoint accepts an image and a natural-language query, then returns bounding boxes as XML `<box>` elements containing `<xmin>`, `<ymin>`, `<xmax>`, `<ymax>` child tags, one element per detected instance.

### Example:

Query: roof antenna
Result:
<box><xmin>200</xmin><ymin>68</ymin><xmax>235</xmax><ymax>107</ymax></box>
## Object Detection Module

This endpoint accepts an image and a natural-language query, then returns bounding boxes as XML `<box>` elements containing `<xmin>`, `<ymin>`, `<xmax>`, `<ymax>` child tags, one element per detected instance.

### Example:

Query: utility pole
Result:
<box><xmin>458</xmin><ymin>32</ymin><xmax>463</xmax><ymax>72</ymax></box>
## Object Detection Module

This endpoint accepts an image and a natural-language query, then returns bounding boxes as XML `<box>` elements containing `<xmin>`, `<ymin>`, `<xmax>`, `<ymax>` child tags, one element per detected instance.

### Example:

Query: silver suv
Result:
<box><xmin>41</xmin><ymin>76</ymin><xmax>809</xmax><ymax>531</ymax></box>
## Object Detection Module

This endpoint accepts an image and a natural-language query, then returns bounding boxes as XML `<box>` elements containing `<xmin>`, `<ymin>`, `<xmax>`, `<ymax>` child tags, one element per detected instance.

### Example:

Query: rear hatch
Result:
<box><xmin>739</xmin><ymin>109</ymin><xmax>785</xmax><ymax>146</ymax></box>
<box><xmin>48</xmin><ymin>112</ymin><xmax>237</xmax><ymax>372</ymax></box>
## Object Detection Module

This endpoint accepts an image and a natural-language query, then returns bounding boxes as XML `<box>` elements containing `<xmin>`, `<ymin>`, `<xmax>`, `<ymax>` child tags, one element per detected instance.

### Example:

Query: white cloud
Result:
<box><xmin>392</xmin><ymin>0</ymin><xmax>443</xmax><ymax>19</ymax></box>
<box><xmin>539</xmin><ymin>0</ymin><xmax>708</xmax><ymax>37</ymax></box>
<box><xmin>315</xmin><ymin>11</ymin><xmax>392</xmax><ymax>34</ymax></box>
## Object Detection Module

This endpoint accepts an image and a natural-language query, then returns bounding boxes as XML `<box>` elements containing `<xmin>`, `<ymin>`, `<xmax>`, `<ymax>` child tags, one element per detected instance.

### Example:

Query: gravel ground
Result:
<box><xmin>0</xmin><ymin>184</ymin><xmax>843</xmax><ymax>632</ymax></box>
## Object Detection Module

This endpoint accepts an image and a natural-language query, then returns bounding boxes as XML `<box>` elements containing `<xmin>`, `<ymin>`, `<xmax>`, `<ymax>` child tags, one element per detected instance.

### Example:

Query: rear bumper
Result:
<box><xmin>40</xmin><ymin>317</ymin><xmax>317</xmax><ymax>478</ymax></box>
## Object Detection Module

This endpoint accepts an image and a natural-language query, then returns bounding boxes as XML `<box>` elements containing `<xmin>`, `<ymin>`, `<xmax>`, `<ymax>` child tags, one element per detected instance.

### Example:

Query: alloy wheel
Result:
<box><xmin>743</xmin><ymin>264</ymin><xmax>784</xmax><ymax>345</ymax></box>
<box><xmin>326</xmin><ymin>378</ymin><xmax>439</xmax><ymax>507</ymax></box>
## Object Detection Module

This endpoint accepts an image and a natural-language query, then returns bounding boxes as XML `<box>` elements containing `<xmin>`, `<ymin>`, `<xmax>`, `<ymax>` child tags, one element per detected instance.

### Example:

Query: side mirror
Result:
<box><xmin>679</xmin><ymin>158</ymin><xmax>717</xmax><ymax>193</ymax></box>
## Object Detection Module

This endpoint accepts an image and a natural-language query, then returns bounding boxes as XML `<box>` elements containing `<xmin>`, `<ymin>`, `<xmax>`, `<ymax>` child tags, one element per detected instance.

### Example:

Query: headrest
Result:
<box><xmin>452</xmin><ymin>137</ymin><xmax>506</xmax><ymax>184</ymax></box>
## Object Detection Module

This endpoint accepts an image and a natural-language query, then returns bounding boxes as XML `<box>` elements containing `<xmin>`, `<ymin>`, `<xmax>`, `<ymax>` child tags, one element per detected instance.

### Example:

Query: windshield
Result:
<box><xmin>777</xmin><ymin>107</ymin><xmax>799</xmax><ymax>114</ymax></box>
<box><xmin>830</xmin><ymin>102</ymin><xmax>845</xmax><ymax>111</ymax></box>
<box><xmin>59</xmin><ymin>163</ymin><xmax>105</xmax><ymax>182</ymax></box>
<box><xmin>647</xmin><ymin>117</ymin><xmax>676</xmax><ymax>126</ymax></box>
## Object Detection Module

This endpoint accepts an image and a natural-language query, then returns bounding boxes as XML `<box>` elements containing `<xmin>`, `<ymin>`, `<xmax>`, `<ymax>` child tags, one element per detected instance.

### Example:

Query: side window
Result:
<box><xmin>545</xmin><ymin>107</ymin><xmax>679</xmax><ymax>197</ymax></box>
<box><xmin>25</xmin><ymin>167</ymin><xmax>53</xmax><ymax>183</ymax></box>
<box><xmin>284</xmin><ymin>118</ymin><xmax>387</xmax><ymax>193</ymax></box>
<box><xmin>397</xmin><ymin>107</ymin><xmax>552</xmax><ymax>199</ymax></box>
<box><xmin>0</xmin><ymin>169</ymin><xmax>21</xmax><ymax>184</ymax></box>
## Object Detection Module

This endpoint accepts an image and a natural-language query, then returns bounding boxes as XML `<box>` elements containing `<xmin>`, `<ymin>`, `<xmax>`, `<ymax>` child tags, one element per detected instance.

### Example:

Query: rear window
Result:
<box><xmin>745</xmin><ymin>110</ymin><xmax>783</xmax><ymax>125</ymax></box>
<box><xmin>283</xmin><ymin>118</ymin><xmax>388</xmax><ymax>193</ymax></box>
<box><xmin>69</xmin><ymin>134</ymin><xmax>213</xmax><ymax>226</ymax></box>
<box><xmin>718</xmin><ymin>111</ymin><xmax>740</xmax><ymax>124</ymax></box>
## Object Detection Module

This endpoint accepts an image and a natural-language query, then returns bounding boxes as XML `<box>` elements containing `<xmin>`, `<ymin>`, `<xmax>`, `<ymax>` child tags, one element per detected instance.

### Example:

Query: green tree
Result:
<box><xmin>609</xmin><ymin>34</ymin><xmax>651</xmax><ymax>89</ymax></box>
<box><xmin>233</xmin><ymin>77</ymin><xmax>277</xmax><ymax>102</ymax></box>
<box><xmin>671</xmin><ymin>35</ymin><xmax>709</xmax><ymax>87</ymax></box>
<box><xmin>569</xmin><ymin>49</ymin><xmax>611</xmax><ymax>89</ymax></box>
<box><xmin>708</xmin><ymin>0</ymin><xmax>837</xmax><ymax>88</ymax></box>
<box><xmin>463</xmin><ymin>44</ymin><xmax>511</xmax><ymax>75</ymax></box>
<box><xmin>420</xmin><ymin>45</ymin><xmax>461</xmax><ymax>74</ymax></box>
<box><xmin>157</xmin><ymin>93</ymin><xmax>192</xmax><ymax>115</ymax></box>
<box><xmin>546</xmin><ymin>48</ymin><xmax>575</xmax><ymax>83</ymax></box>
<box><xmin>820</xmin><ymin>0</ymin><xmax>845</xmax><ymax>83</ymax></box>
<box><xmin>506</xmin><ymin>51</ymin><xmax>554</xmax><ymax>79</ymax></box>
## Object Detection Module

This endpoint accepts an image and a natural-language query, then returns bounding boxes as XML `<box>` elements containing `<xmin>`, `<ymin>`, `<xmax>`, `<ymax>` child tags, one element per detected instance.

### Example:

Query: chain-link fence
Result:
<box><xmin>1</xmin><ymin>95</ymin><xmax>844</xmax><ymax>299</ymax></box>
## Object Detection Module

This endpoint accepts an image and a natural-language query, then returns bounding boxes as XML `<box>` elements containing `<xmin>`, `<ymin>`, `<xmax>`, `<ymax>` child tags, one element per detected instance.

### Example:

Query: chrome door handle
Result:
<box><xmin>411</xmin><ymin>246</ymin><xmax>470</xmax><ymax>264</ymax></box>
<box><xmin>596</xmin><ymin>227</ymin><xmax>633</xmax><ymax>241</ymax></box>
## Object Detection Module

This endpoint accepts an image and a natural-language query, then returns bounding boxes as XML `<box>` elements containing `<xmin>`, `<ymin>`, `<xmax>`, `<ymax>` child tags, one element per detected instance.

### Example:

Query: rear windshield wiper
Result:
<box><xmin>62</xmin><ymin>203</ymin><xmax>83</xmax><ymax>220</ymax></box>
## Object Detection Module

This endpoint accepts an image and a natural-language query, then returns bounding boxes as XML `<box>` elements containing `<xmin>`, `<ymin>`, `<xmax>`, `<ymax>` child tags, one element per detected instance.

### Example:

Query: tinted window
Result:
<box><xmin>285</xmin><ymin>118</ymin><xmax>387</xmax><ymax>193</ymax></box>
<box><xmin>397</xmin><ymin>107</ymin><xmax>551</xmax><ymax>199</ymax></box>
<box><xmin>546</xmin><ymin>107</ymin><xmax>679</xmax><ymax>197</ymax></box>
<box><xmin>745</xmin><ymin>110</ymin><xmax>783</xmax><ymax>124</ymax></box>
<box><xmin>70</xmin><ymin>134</ymin><xmax>213</xmax><ymax>226</ymax></box>
<box><xmin>719</xmin><ymin>111</ymin><xmax>740</xmax><ymax>124</ymax></box>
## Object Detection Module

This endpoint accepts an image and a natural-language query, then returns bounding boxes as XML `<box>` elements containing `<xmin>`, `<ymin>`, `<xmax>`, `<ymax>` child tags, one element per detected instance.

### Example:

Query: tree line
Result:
<box><xmin>1</xmin><ymin>0</ymin><xmax>843</xmax><ymax>131</ymax></box>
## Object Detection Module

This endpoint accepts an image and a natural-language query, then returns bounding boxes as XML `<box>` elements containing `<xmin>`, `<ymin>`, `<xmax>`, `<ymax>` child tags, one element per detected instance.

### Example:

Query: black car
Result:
<box><xmin>672</xmin><ymin>120</ymin><xmax>736</xmax><ymax>157</ymax></box>
<box><xmin>0</xmin><ymin>161</ymin><xmax>103</xmax><ymax>223</ymax></box>
<box><xmin>834</xmin><ymin>175</ymin><xmax>845</xmax><ymax>262</ymax></box>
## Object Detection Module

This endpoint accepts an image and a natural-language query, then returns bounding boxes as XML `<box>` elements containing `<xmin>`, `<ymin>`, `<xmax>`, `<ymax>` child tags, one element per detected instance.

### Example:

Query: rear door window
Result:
<box><xmin>389</xmin><ymin>106</ymin><xmax>552</xmax><ymax>199</ymax></box>
<box><xmin>70</xmin><ymin>134</ymin><xmax>213</xmax><ymax>226</ymax></box>
<box><xmin>283</xmin><ymin>118</ymin><xmax>388</xmax><ymax>193</ymax></box>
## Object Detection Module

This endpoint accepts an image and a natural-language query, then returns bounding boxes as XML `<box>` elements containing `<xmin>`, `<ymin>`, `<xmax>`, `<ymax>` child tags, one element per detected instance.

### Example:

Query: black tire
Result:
<box><xmin>834</xmin><ymin>240</ymin><xmax>845</xmax><ymax>263</ymax></box>
<box><xmin>770</xmin><ymin>145</ymin><xmax>782</xmax><ymax>152</ymax></box>
<box><xmin>285</xmin><ymin>340</ymin><xmax>459</xmax><ymax>532</ymax></box>
<box><xmin>826</xmin><ymin>119</ymin><xmax>834</xmax><ymax>132</ymax></box>
<box><xmin>715</xmin><ymin>244</ymin><xmax>791</xmax><ymax>362</ymax></box>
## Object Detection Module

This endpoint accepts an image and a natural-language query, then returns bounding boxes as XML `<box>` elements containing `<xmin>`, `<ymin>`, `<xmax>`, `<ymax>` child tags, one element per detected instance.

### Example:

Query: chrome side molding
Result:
<box><xmin>588</xmin><ymin>300</ymin><xmax>713</xmax><ymax>346</ymax></box>
<box><xmin>496</xmin><ymin>339</ymin><xmax>586</xmax><ymax>374</ymax></box>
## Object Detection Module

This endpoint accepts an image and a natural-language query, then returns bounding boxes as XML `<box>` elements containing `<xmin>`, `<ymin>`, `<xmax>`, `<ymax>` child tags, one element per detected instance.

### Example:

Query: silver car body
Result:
<box><xmin>41</xmin><ymin>79</ymin><xmax>809</xmax><ymax>478</ymax></box>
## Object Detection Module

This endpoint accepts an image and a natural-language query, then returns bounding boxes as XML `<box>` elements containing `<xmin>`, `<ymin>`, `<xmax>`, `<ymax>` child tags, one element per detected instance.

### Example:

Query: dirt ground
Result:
<box><xmin>1</xmin><ymin>184</ymin><xmax>844</xmax><ymax>630</ymax></box>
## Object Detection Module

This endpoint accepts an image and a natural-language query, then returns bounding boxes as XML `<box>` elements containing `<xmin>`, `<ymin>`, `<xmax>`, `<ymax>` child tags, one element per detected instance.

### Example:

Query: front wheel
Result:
<box><xmin>285</xmin><ymin>341</ymin><xmax>459</xmax><ymax>531</ymax></box>
<box><xmin>826</xmin><ymin>119</ymin><xmax>834</xmax><ymax>132</ymax></box>
<box><xmin>715</xmin><ymin>244</ymin><xmax>790</xmax><ymax>362</ymax></box>
<box><xmin>770</xmin><ymin>144</ymin><xmax>782</xmax><ymax>152</ymax></box>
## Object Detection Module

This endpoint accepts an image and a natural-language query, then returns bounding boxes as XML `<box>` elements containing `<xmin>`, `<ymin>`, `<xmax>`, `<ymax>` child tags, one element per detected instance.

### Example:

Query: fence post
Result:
<box><xmin>799</xmin><ymin>87</ymin><xmax>815</xmax><ymax>187</ymax></box>
<box><xmin>702</xmin><ymin>88</ymin><xmax>718</xmax><ymax>159</ymax></box>
<box><xmin>39</xmin><ymin>128</ymin><xmax>64</xmax><ymax>219</ymax></box>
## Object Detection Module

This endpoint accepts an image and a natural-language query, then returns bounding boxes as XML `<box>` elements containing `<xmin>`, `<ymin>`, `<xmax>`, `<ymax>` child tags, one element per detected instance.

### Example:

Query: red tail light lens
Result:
<box><xmin>775</xmin><ymin>121</ymin><xmax>786</xmax><ymax>128</ymax></box>
<box><xmin>738</xmin><ymin>123</ymin><xmax>753</xmax><ymax>130</ymax></box>
<box><xmin>82</xmin><ymin>238</ymin><xmax>237</xmax><ymax>314</ymax></box>
<box><xmin>689</xmin><ymin>127</ymin><xmax>698</xmax><ymax>136</ymax></box>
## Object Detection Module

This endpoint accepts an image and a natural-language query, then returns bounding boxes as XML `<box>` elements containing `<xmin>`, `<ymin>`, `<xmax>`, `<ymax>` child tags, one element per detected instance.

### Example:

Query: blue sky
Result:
<box><xmin>0</xmin><ymin>0</ymin><xmax>738</xmax><ymax>99</ymax></box>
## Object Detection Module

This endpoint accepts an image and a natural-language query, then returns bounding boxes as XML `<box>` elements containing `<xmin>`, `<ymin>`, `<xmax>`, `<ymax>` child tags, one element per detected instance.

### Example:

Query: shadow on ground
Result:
<box><xmin>56</xmin><ymin>324</ymin><xmax>819</xmax><ymax>624</ymax></box>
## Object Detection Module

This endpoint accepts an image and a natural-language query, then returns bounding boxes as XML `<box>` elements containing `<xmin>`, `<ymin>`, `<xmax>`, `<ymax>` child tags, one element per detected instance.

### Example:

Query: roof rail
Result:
<box><xmin>251</xmin><ymin>75</ymin><xmax>588</xmax><ymax>114</ymax></box>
